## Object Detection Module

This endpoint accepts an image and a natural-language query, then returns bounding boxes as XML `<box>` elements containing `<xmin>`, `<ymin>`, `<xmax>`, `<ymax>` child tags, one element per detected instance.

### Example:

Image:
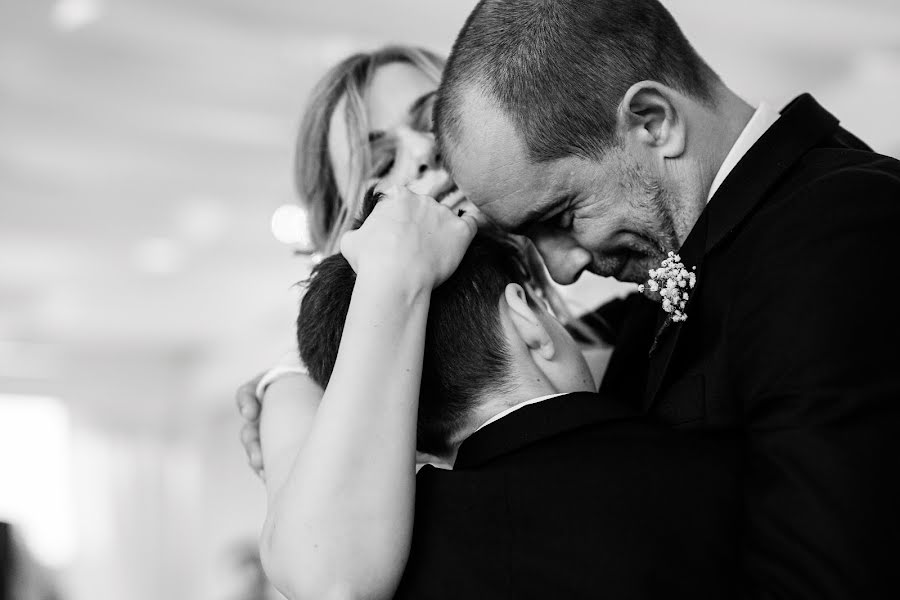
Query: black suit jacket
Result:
<box><xmin>592</xmin><ymin>94</ymin><xmax>900</xmax><ymax>597</ymax></box>
<box><xmin>394</xmin><ymin>392</ymin><xmax>740</xmax><ymax>599</ymax></box>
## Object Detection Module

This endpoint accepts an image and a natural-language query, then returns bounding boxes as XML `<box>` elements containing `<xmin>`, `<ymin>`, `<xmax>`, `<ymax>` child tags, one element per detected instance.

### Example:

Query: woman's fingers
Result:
<box><xmin>241</xmin><ymin>421</ymin><xmax>264</xmax><ymax>475</ymax></box>
<box><xmin>241</xmin><ymin>419</ymin><xmax>260</xmax><ymax>445</ymax></box>
<box><xmin>340</xmin><ymin>186</ymin><xmax>477</xmax><ymax>288</ymax></box>
<box><xmin>235</xmin><ymin>375</ymin><xmax>262</xmax><ymax>421</ymax></box>
<box><xmin>235</xmin><ymin>373</ymin><xmax>265</xmax><ymax>478</ymax></box>
<box><xmin>458</xmin><ymin>211</ymin><xmax>480</xmax><ymax>241</ymax></box>
<box><xmin>338</xmin><ymin>228</ymin><xmax>360</xmax><ymax>270</ymax></box>
<box><xmin>455</xmin><ymin>200</ymin><xmax>492</xmax><ymax>232</ymax></box>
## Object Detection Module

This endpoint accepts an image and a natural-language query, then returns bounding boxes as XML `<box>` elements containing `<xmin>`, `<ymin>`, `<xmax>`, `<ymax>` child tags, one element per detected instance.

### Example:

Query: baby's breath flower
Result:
<box><xmin>638</xmin><ymin>252</ymin><xmax>697</xmax><ymax>322</ymax></box>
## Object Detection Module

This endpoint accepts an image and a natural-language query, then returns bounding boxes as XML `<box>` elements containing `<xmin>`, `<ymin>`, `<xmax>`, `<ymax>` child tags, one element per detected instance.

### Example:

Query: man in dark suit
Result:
<box><xmin>433</xmin><ymin>0</ymin><xmax>900</xmax><ymax>597</ymax></box>
<box><xmin>286</xmin><ymin>225</ymin><xmax>740</xmax><ymax>599</ymax></box>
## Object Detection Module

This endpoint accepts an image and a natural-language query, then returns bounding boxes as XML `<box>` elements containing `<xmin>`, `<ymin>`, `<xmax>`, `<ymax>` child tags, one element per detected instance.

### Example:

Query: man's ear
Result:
<box><xmin>504</xmin><ymin>283</ymin><xmax>555</xmax><ymax>361</ymax></box>
<box><xmin>617</xmin><ymin>81</ymin><xmax>685</xmax><ymax>159</ymax></box>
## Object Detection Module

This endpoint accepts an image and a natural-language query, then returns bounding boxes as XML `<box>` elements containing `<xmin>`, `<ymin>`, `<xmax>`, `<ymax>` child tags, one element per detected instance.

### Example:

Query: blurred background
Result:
<box><xmin>1</xmin><ymin>0</ymin><xmax>898</xmax><ymax>598</ymax></box>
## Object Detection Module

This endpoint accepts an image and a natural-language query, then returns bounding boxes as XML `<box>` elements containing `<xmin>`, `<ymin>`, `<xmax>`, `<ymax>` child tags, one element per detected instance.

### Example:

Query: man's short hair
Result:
<box><xmin>436</xmin><ymin>0</ymin><xmax>719</xmax><ymax>164</ymax></box>
<box><xmin>296</xmin><ymin>191</ymin><xmax>533</xmax><ymax>455</ymax></box>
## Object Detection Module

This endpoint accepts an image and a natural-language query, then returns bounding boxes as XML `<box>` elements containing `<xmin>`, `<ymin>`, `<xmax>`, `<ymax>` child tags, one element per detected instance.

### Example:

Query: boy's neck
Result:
<box><xmin>474</xmin><ymin>385</ymin><xmax>561</xmax><ymax>428</ymax></box>
<box><xmin>433</xmin><ymin>372</ymin><xmax>595</xmax><ymax>469</ymax></box>
<box><xmin>462</xmin><ymin>377</ymin><xmax>591</xmax><ymax>438</ymax></box>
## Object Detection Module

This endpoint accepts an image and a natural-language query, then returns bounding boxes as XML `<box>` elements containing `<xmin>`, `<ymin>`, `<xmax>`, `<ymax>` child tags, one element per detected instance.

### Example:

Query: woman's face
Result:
<box><xmin>328</xmin><ymin>62</ymin><xmax>463</xmax><ymax>207</ymax></box>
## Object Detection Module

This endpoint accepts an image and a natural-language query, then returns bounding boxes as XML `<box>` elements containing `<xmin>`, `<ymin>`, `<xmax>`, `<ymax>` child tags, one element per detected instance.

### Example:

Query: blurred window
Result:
<box><xmin>0</xmin><ymin>395</ymin><xmax>75</xmax><ymax>568</ymax></box>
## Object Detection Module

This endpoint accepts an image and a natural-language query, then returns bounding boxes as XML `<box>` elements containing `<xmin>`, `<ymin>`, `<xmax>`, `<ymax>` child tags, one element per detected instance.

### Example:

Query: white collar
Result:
<box><xmin>707</xmin><ymin>102</ymin><xmax>781</xmax><ymax>203</ymax></box>
<box><xmin>474</xmin><ymin>392</ymin><xmax>569</xmax><ymax>432</ymax></box>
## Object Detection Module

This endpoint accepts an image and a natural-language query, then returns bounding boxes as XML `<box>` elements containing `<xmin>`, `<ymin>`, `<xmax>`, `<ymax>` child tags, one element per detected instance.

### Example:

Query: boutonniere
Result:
<box><xmin>638</xmin><ymin>252</ymin><xmax>697</xmax><ymax>323</ymax></box>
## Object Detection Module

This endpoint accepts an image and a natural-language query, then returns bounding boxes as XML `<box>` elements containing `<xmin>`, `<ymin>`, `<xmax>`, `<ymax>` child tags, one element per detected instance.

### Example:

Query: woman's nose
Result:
<box><xmin>414</xmin><ymin>143</ymin><xmax>440</xmax><ymax>177</ymax></box>
<box><xmin>398</xmin><ymin>129</ymin><xmax>441</xmax><ymax>179</ymax></box>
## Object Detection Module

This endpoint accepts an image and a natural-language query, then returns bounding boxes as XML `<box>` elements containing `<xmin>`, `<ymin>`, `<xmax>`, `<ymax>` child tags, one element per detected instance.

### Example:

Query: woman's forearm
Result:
<box><xmin>258</xmin><ymin>373</ymin><xmax>324</xmax><ymax>499</ymax></box>
<box><xmin>261</xmin><ymin>270</ymin><xmax>429</xmax><ymax>600</ymax></box>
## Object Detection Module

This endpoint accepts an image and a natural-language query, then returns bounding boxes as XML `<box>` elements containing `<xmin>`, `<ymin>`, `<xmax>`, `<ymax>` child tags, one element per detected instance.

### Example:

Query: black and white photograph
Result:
<box><xmin>2</xmin><ymin>1</ymin><xmax>900</xmax><ymax>598</ymax></box>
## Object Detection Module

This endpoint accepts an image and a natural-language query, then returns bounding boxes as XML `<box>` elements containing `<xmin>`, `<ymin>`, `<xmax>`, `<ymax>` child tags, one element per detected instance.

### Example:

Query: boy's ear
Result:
<box><xmin>504</xmin><ymin>284</ymin><xmax>555</xmax><ymax>361</ymax></box>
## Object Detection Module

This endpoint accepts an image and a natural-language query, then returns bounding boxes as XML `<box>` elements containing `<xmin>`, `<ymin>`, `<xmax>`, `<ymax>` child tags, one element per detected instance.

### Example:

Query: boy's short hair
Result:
<box><xmin>297</xmin><ymin>190</ymin><xmax>532</xmax><ymax>455</ymax></box>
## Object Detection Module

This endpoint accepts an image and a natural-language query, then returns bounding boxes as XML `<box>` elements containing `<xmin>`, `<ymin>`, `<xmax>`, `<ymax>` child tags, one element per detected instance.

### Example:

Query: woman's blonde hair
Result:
<box><xmin>294</xmin><ymin>45</ymin><xmax>444</xmax><ymax>255</ymax></box>
<box><xmin>293</xmin><ymin>45</ymin><xmax>604</xmax><ymax>343</ymax></box>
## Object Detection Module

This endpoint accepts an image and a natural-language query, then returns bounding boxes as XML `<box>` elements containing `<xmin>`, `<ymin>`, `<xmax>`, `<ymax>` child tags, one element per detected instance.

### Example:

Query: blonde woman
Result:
<box><xmin>236</xmin><ymin>46</ymin><xmax>453</xmax><ymax>475</ymax></box>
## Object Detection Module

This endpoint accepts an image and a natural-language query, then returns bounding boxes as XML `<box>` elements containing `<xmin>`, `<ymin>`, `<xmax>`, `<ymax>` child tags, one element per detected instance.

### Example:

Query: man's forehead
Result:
<box><xmin>448</xmin><ymin>87</ymin><xmax>559</xmax><ymax>228</ymax></box>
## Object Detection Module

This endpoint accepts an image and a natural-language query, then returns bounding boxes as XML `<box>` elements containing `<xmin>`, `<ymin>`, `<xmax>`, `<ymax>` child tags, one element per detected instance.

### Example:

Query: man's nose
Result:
<box><xmin>531</xmin><ymin>230</ymin><xmax>592</xmax><ymax>285</ymax></box>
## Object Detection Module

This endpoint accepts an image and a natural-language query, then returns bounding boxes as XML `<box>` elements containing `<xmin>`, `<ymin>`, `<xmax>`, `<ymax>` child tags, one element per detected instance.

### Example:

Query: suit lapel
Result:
<box><xmin>644</xmin><ymin>94</ymin><xmax>841</xmax><ymax>409</ymax></box>
<box><xmin>644</xmin><ymin>209</ymin><xmax>707</xmax><ymax>408</ymax></box>
<box><xmin>704</xmin><ymin>94</ymin><xmax>839</xmax><ymax>255</ymax></box>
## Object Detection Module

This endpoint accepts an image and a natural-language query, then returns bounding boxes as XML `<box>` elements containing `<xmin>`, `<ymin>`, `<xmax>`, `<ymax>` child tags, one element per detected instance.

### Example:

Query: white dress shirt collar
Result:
<box><xmin>707</xmin><ymin>102</ymin><xmax>781</xmax><ymax>203</ymax></box>
<box><xmin>474</xmin><ymin>392</ymin><xmax>570</xmax><ymax>432</ymax></box>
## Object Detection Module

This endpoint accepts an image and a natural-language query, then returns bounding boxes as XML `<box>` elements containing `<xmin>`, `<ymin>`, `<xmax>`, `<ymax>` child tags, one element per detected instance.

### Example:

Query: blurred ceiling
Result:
<box><xmin>1</xmin><ymin>0</ymin><xmax>899</xmax><ymax>359</ymax></box>
<box><xmin>0</xmin><ymin>0</ymin><xmax>478</xmax><ymax>354</ymax></box>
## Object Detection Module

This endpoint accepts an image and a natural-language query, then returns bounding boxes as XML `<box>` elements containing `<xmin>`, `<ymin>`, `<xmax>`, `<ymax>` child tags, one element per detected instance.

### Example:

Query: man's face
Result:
<box><xmin>446</xmin><ymin>90</ymin><xmax>680</xmax><ymax>285</ymax></box>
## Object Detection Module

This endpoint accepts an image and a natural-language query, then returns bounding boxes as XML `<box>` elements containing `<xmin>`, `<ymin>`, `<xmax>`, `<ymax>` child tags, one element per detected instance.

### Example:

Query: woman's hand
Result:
<box><xmin>236</xmin><ymin>373</ymin><xmax>265</xmax><ymax>479</ymax></box>
<box><xmin>340</xmin><ymin>185</ymin><xmax>479</xmax><ymax>291</ymax></box>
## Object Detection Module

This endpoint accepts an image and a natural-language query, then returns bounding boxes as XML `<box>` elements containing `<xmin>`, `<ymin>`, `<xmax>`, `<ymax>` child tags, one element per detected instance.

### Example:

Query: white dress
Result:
<box><xmin>255</xmin><ymin>350</ymin><xmax>309</xmax><ymax>399</ymax></box>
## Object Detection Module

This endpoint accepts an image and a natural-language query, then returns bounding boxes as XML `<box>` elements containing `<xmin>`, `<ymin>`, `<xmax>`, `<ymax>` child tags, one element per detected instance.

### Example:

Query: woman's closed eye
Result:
<box><xmin>372</xmin><ymin>154</ymin><xmax>395</xmax><ymax>178</ymax></box>
<box><xmin>369</xmin><ymin>139</ymin><xmax>396</xmax><ymax>178</ymax></box>
<box><xmin>412</xmin><ymin>107</ymin><xmax>434</xmax><ymax>134</ymax></box>
<box><xmin>410</xmin><ymin>93</ymin><xmax>436</xmax><ymax>133</ymax></box>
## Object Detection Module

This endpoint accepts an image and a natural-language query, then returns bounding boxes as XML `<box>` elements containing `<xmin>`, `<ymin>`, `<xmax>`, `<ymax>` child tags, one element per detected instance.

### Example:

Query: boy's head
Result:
<box><xmin>297</xmin><ymin>189</ymin><xmax>594</xmax><ymax>458</ymax></box>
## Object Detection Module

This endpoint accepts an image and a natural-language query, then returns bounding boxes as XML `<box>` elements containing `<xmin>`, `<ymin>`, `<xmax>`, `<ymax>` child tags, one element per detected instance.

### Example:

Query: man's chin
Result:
<box><xmin>592</xmin><ymin>258</ymin><xmax>651</xmax><ymax>284</ymax></box>
<box><xmin>617</xmin><ymin>263</ymin><xmax>650</xmax><ymax>284</ymax></box>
